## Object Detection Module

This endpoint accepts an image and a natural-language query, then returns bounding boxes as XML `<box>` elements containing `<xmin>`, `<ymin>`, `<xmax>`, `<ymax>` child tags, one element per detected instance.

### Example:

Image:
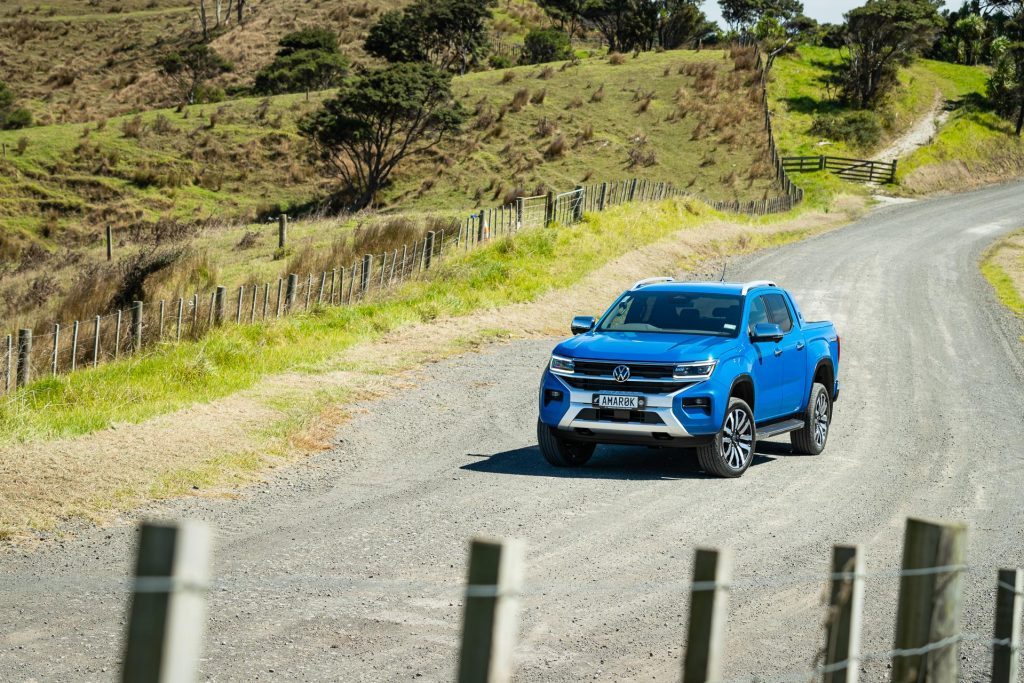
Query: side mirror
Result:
<box><xmin>750</xmin><ymin>322</ymin><xmax>784</xmax><ymax>343</ymax></box>
<box><xmin>571</xmin><ymin>316</ymin><xmax>596</xmax><ymax>335</ymax></box>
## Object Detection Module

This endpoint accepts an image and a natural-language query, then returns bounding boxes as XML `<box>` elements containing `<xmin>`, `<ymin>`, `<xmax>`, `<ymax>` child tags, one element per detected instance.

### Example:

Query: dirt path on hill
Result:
<box><xmin>875</xmin><ymin>89</ymin><xmax>950</xmax><ymax>162</ymax></box>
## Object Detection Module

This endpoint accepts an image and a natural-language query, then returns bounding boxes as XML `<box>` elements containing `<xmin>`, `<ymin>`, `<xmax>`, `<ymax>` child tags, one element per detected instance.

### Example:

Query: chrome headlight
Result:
<box><xmin>549</xmin><ymin>355</ymin><xmax>575</xmax><ymax>375</ymax></box>
<box><xmin>674</xmin><ymin>360</ymin><xmax>717</xmax><ymax>381</ymax></box>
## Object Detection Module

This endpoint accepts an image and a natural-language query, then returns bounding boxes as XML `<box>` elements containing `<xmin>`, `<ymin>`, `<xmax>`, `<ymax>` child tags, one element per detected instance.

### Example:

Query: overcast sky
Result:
<box><xmin>701</xmin><ymin>0</ymin><xmax>950</xmax><ymax>26</ymax></box>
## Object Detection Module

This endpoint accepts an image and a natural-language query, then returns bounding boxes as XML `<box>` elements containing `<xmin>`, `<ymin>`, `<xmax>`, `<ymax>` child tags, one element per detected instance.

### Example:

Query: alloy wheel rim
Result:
<box><xmin>813</xmin><ymin>392</ymin><xmax>829</xmax><ymax>447</ymax></box>
<box><xmin>721</xmin><ymin>408</ymin><xmax>753</xmax><ymax>470</ymax></box>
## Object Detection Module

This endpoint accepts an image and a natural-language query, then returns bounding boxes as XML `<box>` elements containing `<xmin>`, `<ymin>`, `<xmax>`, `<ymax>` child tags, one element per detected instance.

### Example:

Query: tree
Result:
<box><xmin>521</xmin><ymin>27</ymin><xmax>574</xmax><ymax>64</ymax></box>
<box><xmin>954</xmin><ymin>13</ymin><xmax>986</xmax><ymax>63</ymax></box>
<box><xmin>582</xmin><ymin>0</ymin><xmax>660</xmax><ymax>52</ymax></box>
<box><xmin>839</xmin><ymin>0</ymin><xmax>944</xmax><ymax>109</ymax></box>
<box><xmin>660</xmin><ymin>0</ymin><xmax>719</xmax><ymax>49</ymax></box>
<box><xmin>254</xmin><ymin>29</ymin><xmax>349</xmax><ymax>98</ymax></box>
<box><xmin>717</xmin><ymin>0</ymin><xmax>803</xmax><ymax>31</ymax></box>
<box><xmin>299</xmin><ymin>63</ymin><xmax>467</xmax><ymax>210</ymax></box>
<box><xmin>986</xmin><ymin>4</ymin><xmax>1024</xmax><ymax>134</ymax></box>
<box><xmin>756</xmin><ymin>12</ymin><xmax>817</xmax><ymax>71</ymax></box>
<box><xmin>158</xmin><ymin>44</ymin><xmax>233</xmax><ymax>105</ymax></box>
<box><xmin>0</xmin><ymin>81</ymin><xmax>32</xmax><ymax>130</ymax></box>
<box><xmin>537</xmin><ymin>0</ymin><xmax>587</xmax><ymax>39</ymax></box>
<box><xmin>364</xmin><ymin>0</ymin><xmax>496</xmax><ymax>74</ymax></box>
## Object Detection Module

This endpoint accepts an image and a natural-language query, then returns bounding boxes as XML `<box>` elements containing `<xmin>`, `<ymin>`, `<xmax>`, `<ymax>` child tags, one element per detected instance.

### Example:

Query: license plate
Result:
<box><xmin>594</xmin><ymin>394</ymin><xmax>642</xmax><ymax>409</ymax></box>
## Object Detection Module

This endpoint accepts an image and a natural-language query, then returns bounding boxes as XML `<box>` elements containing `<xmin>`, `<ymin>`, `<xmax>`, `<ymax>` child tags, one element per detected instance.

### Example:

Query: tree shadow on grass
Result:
<box><xmin>461</xmin><ymin>441</ymin><xmax>790</xmax><ymax>481</ymax></box>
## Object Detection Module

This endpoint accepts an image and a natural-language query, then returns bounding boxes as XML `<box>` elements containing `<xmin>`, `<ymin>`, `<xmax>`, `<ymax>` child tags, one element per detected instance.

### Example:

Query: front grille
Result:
<box><xmin>573</xmin><ymin>360</ymin><xmax>676</xmax><ymax>379</ymax></box>
<box><xmin>563</xmin><ymin>376</ymin><xmax>693</xmax><ymax>394</ymax></box>
<box><xmin>577</xmin><ymin>408</ymin><xmax>665</xmax><ymax>424</ymax></box>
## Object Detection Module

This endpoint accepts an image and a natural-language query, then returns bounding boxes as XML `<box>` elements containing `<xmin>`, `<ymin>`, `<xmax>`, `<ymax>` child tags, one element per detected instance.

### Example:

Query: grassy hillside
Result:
<box><xmin>768</xmin><ymin>45</ymin><xmax>1024</xmax><ymax>197</ymax></box>
<box><xmin>0</xmin><ymin>48</ymin><xmax>779</xmax><ymax>332</ymax></box>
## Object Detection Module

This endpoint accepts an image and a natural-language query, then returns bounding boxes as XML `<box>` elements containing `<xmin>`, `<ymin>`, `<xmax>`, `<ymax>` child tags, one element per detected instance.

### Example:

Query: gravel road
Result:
<box><xmin>2</xmin><ymin>182</ymin><xmax>1023</xmax><ymax>682</ymax></box>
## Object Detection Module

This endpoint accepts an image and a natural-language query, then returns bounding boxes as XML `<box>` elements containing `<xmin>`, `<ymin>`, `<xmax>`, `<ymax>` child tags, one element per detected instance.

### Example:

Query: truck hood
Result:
<box><xmin>553</xmin><ymin>331</ymin><xmax>740</xmax><ymax>363</ymax></box>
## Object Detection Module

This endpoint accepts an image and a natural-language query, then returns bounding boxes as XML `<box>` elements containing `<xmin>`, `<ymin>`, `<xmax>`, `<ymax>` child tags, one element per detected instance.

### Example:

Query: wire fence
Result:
<box><xmin>0</xmin><ymin>43</ymin><xmax>806</xmax><ymax>400</ymax></box>
<box><xmin>5</xmin><ymin>517</ymin><xmax>1017</xmax><ymax>683</ymax></box>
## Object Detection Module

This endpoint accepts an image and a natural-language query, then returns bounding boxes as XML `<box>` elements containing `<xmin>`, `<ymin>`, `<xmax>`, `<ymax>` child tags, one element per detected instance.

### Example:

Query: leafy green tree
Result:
<box><xmin>537</xmin><ymin>0</ymin><xmax>587</xmax><ymax>39</ymax></box>
<box><xmin>158</xmin><ymin>44</ymin><xmax>233</xmax><ymax>105</ymax></box>
<box><xmin>364</xmin><ymin>0</ymin><xmax>496</xmax><ymax>74</ymax></box>
<box><xmin>522</xmin><ymin>27</ymin><xmax>574</xmax><ymax>64</ymax></box>
<box><xmin>756</xmin><ymin>12</ymin><xmax>816</xmax><ymax>70</ymax></box>
<box><xmin>954</xmin><ymin>13</ymin><xmax>986</xmax><ymax>64</ymax></box>
<box><xmin>300</xmin><ymin>63</ymin><xmax>467</xmax><ymax>209</ymax></box>
<box><xmin>660</xmin><ymin>0</ymin><xmax>719</xmax><ymax>49</ymax></box>
<box><xmin>717</xmin><ymin>0</ymin><xmax>803</xmax><ymax>31</ymax></box>
<box><xmin>0</xmin><ymin>81</ymin><xmax>32</xmax><ymax>130</ymax></box>
<box><xmin>986</xmin><ymin>6</ymin><xmax>1024</xmax><ymax>134</ymax></box>
<box><xmin>582</xmin><ymin>0</ymin><xmax>660</xmax><ymax>52</ymax></box>
<box><xmin>839</xmin><ymin>0</ymin><xmax>944</xmax><ymax>109</ymax></box>
<box><xmin>254</xmin><ymin>28</ymin><xmax>349</xmax><ymax>98</ymax></box>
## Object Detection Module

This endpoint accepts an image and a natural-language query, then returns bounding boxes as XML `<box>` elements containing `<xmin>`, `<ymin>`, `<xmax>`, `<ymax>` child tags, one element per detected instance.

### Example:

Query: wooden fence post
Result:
<box><xmin>573</xmin><ymin>186</ymin><xmax>585</xmax><ymax>222</ymax></box>
<box><xmin>330</xmin><ymin>269</ymin><xmax>337</xmax><ymax>304</ymax></box>
<box><xmin>683</xmin><ymin>547</ymin><xmax>732</xmax><ymax>683</ymax></box>
<box><xmin>319</xmin><ymin>271</ymin><xmax>327</xmax><ymax>304</ymax></box>
<box><xmin>361</xmin><ymin>255</ymin><xmax>372</xmax><ymax>293</ymax></box>
<box><xmin>478</xmin><ymin>212</ymin><xmax>487</xmax><ymax>242</ymax></box>
<box><xmin>544</xmin><ymin>191</ymin><xmax>555</xmax><ymax>226</ymax></box>
<box><xmin>4</xmin><ymin>334</ymin><xmax>11</xmax><ymax>393</ymax></box>
<box><xmin>121</xmin><ymin>520</ymin><xmax>212</xmax><ymax>683</ymax></box>
<box><xmin>285</xmin><ymin>274</ymin><xmax>297</xmax><ymax>312</ymax></box>
<box><xmin>70</xmin><ymin>320</ymin><xmax>79</xmax><ymax>371</ymax></box>
<box><xmin>52</xmin><ymin>324</ymin><xmax>60</xmax><ymax>376</ymax></box>
<box><xmin>91</xmin><ymin>317</ymin><xmax>100</xmax><ymax>367</ymax></box>
<box><xmin>235</xmin><ymin>286</ymin><xmax>244</xmax><ymax>324</ymax></box>
<box><xmin>191</xmin><ymin>294</ymin><xmax>199</xmax><ymax>333</ymax></box>
<box><xmin>106</xmin><ymin>225</ymin><xmax>113</xmax><ymax>262</ymax></box>
<box><xmin>131</xmin><ymin>301</ymin><xmax>143</xmax><ymax>353</ymax></box>
<box><xmin>16</xmin><ymin>328</ymin><xmax>31</xmax><ymax>388</ymax></box>
<box><xmin>213</xmin><ymin>286</ymin><xmax>226</xmax><ymax>326</ymax></box>
<box><xmin>262</xmin><ymin>284</ymin><xmax>270</xmax><ymax>319</ymax></box>
<box><xmin>176</xmin><ymin>299</ymin><xmax>184</xmax><ymax>342</ymax></box>
<box><xmin>890</xmin><ymin>159</ymin><xmax>899</xmax><ymax>184</ymax></box>
<box><xmin>628</xmin><ymin>178</ymin><xmax>638</xmax><ymax>201</ymax></box>
<box><xmin>305</xmin><ymin>273</ymin><xmax>312</xmax><ymax>309</ymax></box>
<box><xmin>207</xmin><ymin>292</ymin><xmax>215</xmax><ymax>328</ymax></box>
<box><xmin>892</xmin><ymin>517</ymin><xmax>967</xmax><ymax>683</ymax></box>
<box><xmin>250</xmin><ymin>285</ymin><xmax>257</xmax><ymax>322</ymax></box>
<box><xmin>423</xmin><ymin>232</ymin><xmax>435</xmax><ymax>270</ymax></box>
<box><xmin>457</xmin><ymin>537</ymin><xmax>525</xmax><ymax>683</ymax></box>
<box><xmin>276</xmin><ymin>278</ymin><xmax>284</xmax><ymax>317</ymax></box>
<box><xmin>158</xmin><ymin>300</ymin><xmax>165</xmax><ymax>340</ymax></box>
<box><xmin>993</xmin><ymin>568</ymin><xmax>1022</xmax><ymax>683</ymax></box>
<box><xmin>598</xmin><ymin>182</ymin><xmax>607</xmax><ymax>211</ymax></box>
<box><xmin>115</xmin><ymin>309</ymin><xmax>123</xmax><ymax>358</ymax></box>
<box><xmin>824</xmin><ymin>544</ymin><xmax>865</xmax><ymax>683</ymax></box>
<box><xmin>278</xmin><ymin>214</ymin><xmax>287</xmax><ymax>249</ymax></box>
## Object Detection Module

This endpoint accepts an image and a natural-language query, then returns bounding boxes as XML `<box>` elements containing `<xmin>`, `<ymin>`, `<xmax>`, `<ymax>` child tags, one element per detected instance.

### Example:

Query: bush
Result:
<box><xmin>0</xmin><ymin>107</ymin><xmax>32</xmax><ymax>130</ymax></box>
<box><xmin>521</xmin><ymin>28</ymin><xmax>572</xmax><ymax>65</ymax></box>
<box><xmin>489</xmin><ymin>54</ymin><xmax>513</xmax><ymax>70</ymax></box>
<box><xmin>810</xmin><ymin>110</ymin><xmax>883</xmax><ymax>149</ymax></box>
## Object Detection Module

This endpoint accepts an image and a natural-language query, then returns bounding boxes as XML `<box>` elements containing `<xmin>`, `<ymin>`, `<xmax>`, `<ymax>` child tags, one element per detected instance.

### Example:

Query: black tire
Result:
<box><xmin>790</xmin><ymin>382</ymin><xmax>831</xmax><ymax>455</ymax></box>
<box><xmin>696</xmin><ymin>397</ymin><xmax>756</xmax><ymax>478</ymax></box>
<box><xmin>536</xmin><ymin>419</ymin><xmax>596</xmax><ymax>467</ymax></box>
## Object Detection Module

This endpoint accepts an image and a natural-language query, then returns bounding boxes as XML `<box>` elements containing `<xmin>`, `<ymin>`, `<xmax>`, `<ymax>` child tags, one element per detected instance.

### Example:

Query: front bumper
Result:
<box><xmin>539</xmin><ymin>369</ymin><xmax>724</xmax><ymax>443</ymax></box>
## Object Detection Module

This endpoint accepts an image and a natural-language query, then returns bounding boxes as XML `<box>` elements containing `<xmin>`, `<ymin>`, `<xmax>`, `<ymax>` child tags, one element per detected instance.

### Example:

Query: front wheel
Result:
<box><xmin>790</xmin><ymin>383</ymin><xmax>831</xmax><ymax>455</ymax></box>
<box><xmin>696</xmin><ymin>397</ymin><xmax>756</xmax><ymax>478</ymax></box>
<box><xmin>537</xmin><ymin>419</ymin><xmax>595</xmax><ymax>467</ymax></box>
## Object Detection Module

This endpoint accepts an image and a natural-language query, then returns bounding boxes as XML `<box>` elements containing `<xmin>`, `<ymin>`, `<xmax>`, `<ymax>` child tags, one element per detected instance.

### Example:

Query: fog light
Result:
<box><xmin>683</xmin><ymin>397</ymin><xmax>711</xmax><ymax>409</ymax></box>
<box><xmin>544</xmin><ymin>389</ymin><xmax>564</xmax><ymax>405</ymax></box>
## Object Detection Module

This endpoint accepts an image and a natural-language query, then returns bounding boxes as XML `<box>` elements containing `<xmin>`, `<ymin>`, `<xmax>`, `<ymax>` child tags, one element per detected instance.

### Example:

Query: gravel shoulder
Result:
<box><xmin>1</xmin><ymin>183</ymin><xmax>1023</xmax><ymax>682</ymax></box>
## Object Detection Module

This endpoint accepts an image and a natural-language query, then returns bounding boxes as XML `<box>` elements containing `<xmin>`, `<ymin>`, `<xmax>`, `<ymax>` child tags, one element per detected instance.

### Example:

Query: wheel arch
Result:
<box><xmin>811</xmin><ymin>359</ymin><xmax>835</xmax><ymax>396</ymax></box>
<box><xmin>729</xmin><ymin>373</ymin><xmax>755</xmax><ymax>411</ymax></box>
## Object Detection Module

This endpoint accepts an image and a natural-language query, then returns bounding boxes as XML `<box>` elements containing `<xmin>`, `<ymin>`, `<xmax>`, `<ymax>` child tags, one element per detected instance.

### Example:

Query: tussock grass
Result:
<box><xmin>981</xmin><ymin>230</ymin><xmax>1024</xmax><ymax>318</ymax></box>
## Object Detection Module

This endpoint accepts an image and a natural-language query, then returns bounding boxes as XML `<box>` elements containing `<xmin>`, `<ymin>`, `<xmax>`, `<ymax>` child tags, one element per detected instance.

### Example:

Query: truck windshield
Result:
<box><xmin>598</xmin><ymin>291</ymin><xmax>742</xmax><ymax>337</ymax></box>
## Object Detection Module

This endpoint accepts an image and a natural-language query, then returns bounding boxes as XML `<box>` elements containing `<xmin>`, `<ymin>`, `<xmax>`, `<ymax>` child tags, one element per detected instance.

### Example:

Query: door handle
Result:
<box><xmin>796</xmin><ymin>342</ymin><xmax>805</xmax><ymax>351</ymax></box>
<box><xmin>774</xmin><ymin>348</ymin><xmax>783</xmax><ymax>357</ymax></box>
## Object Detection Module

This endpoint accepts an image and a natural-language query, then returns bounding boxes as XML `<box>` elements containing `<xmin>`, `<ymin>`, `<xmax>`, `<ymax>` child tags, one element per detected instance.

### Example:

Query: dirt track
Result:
<box><xmin>1</xmin><ymin>182</ymin><xmax>1023</xmax><ymax>682</ymax></box>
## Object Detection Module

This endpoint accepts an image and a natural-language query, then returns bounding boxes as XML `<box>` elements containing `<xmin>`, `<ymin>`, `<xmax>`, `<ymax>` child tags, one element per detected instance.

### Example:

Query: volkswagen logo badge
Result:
<box><xmin>612</xmin><ymin>365</ymin><xmax>631</xmax><ymax>382</ymax></box>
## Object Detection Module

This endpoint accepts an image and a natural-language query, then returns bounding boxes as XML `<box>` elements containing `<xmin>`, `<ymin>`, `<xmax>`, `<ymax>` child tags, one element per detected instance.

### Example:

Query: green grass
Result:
<box><xmin>1</xmin><ymin>197</ymin><xmax>759</xmax><ymax>443</ymax></box>
<box><xmin>981</xmin><ymin>231</ymin><xmax>1024</xmax><ymax>318</ymax></box>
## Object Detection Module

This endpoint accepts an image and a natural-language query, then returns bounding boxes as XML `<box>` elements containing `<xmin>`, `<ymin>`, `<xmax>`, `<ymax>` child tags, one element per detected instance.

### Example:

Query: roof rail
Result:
<box><xmin>740</xmin><ymin>280</ymin><xmax>777</xmax><ymax>294</ymax></box>
<box><xmin>631</xmin><ymin>277</ymin><xmax>675</xmax><ymax>290</ymax></box>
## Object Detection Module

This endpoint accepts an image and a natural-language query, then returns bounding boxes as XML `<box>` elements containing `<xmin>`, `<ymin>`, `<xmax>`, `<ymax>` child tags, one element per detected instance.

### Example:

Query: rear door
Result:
<box><xmin>764</xmin><ymin>292</ymin><xmax>807</xmax><ymax>416</ymax></box>
<box><xmin>746</xmin><ymin>295</ymin><xmax>786</xmax><ymax>422</ymax></box>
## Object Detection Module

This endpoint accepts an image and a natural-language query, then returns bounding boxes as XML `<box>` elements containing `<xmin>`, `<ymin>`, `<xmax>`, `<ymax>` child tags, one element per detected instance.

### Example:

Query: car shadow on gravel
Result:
<box><xmin>462</xmin><ymin>444</ymin><xmax>780</xmax><ymax>480</ymax></box>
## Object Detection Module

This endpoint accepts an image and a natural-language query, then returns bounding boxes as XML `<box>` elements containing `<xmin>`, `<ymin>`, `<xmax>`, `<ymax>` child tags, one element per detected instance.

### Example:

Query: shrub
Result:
<box><xmin>810</xmin><ymin>110</ymin><xmax>883</xmax><ymax>149</ymax></box>
<box><xmin>499</xmin><ymin>70</ymin><xmax>516</xmax><ymax>84</ymax></box>
<box><xmin>121</xmin><ymin>115</ymin><xmax>145</xmax><ymax>139</ymax></box>
<box><xmin>510</xmin><ymin>88</ymin><xmax>529</xmax><ymax>112</ymax></box>
<box><xmin>489</xmin><ymin>54</ymin><xmax>513</xmax><ymax>70</ymax></box>
<box><xmin>590</xmin><ymin>84</ymin><xmax>605</xmax><ymax>103</ymax></box>
<box><xmin>530</xmin><ymin>88</ymin><xmax>546</xmax><ymax>105</ymax></box>
<box><xmin>608</xmin><ymin>52</ymin><xmax>627</xmax><ymax>65</ymax></box>
<box><xmin>545</xmin><ymin>135</ymin><xmax>566</xmax><ymax>158</ymax></box>
<box><xmin>1</xmin><ymin>107</ymin><xmax>32</xmax><ymax>130</ymax></box>
<box><xmin>521</xmin><ymin>28</ymin><xmax>572</xmax><ymax>65</ymax></box>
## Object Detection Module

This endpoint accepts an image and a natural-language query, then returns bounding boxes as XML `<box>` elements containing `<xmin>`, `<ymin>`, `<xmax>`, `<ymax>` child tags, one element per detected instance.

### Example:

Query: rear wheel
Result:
<box><xmin>791</xmin><ymin>383</ymin><xmax>831</xmax><ymax>455</ymax></box>
<box><xmin>536</xmin><ymin>419</ymin><xmax>596</xmax><ymax>467</ymax></box>
<box><xmin>696</xmin><ymin>398</ymin><xmax>756</xmax><ymax>478</ymax></box>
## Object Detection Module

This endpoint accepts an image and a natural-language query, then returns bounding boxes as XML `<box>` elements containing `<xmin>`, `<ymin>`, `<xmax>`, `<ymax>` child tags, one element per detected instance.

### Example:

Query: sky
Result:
<box><xmin>701</xmin><ymin>0</ymin><xmax>950</xmax><ymax>27</ymax></box>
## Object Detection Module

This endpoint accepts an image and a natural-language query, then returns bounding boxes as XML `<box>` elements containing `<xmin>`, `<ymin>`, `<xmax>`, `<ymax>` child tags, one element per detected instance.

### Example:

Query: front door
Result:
<box><xmin>764</xmin><ymin>293</ymin><xmax>808</xmax><ymax>416</ymax></box>
<box><xmin>746</xmin><ymin>295</ymin><xmax>786</xmax><ymax>422</ymax></box>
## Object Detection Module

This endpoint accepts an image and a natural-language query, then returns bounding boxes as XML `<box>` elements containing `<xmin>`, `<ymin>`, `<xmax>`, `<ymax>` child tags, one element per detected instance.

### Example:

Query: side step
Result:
<box><xmin>756</xmin><ymin>418</ymin><xmax>805</xmax><ymax>439</ymax></box>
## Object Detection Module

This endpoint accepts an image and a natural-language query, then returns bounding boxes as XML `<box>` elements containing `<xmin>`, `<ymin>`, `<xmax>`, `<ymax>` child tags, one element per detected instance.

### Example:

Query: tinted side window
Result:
<box><xmin>747</xmin><ymin>296</ymin><xmax>770</xmax><ymax>335</ymax></box>
<box><xmin>764</xmin><ymin>293</ymin><xmax>794</xmax><ymax>333</ymax></box>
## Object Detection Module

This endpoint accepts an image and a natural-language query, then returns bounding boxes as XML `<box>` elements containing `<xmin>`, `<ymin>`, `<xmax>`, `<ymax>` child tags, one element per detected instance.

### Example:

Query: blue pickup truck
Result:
<box><xmin>537</xmin><ymin>278</ymin><xmax>840</xmax><ymax>477</ymax></box>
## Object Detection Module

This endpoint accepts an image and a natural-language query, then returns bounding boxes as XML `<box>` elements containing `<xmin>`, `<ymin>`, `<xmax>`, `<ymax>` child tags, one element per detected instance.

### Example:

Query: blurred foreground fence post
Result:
<box><xmin>683</xmin><ymin>547</ymin><xmax>732</xmax><ymax>683</ymax></box>
<box><xmin>423</xmin><ymin>232</ymin><xmax>435</xmax><ymax>271</ymax></box>
<box><xmin>360</xmin><ymin>255</ymin><xmax>372</xmax><ymax>294</ymax></box>
<box><xmin>106</xmin><ymin>225</ymin><xmax>113</xmax><ymax>261</ymax></box>
<box><xmin>824</xmin><ymin>544</ymin><xmax>865</xmax><ymax>683</ymax></box>
<box><xmin>121</xmin><ymin>520</ymin><xmax>212</xmax><ymax>683</ymax></box>
<box><xmin>993</xmin><ymin>568</ymin><xmax>1022</xmax><ymax>683</ymax></box>
<box><xmin>278</xmin><ymin>214</ymin><xmax>287</xmax><ymax>249</ymax></box>
<box><xmin>285</xmin><ymin>274</ymin><xmax>297</xmax><ymax>312</ymax></box>
<box><xmin>892</xmin><ymin>518</ymin><xmax>966</xmax><ymax>683</ymax></box>
<box><xmin>457</xmin><ymin>537</ymin><xmax>525</xmax><ymax>683</ymax></box>
<box><xmin>16</xmin><ymin>328</ymin><xmax>31</xmax><ymax>388</ymax></box>
<box><xmin>213</xmin><ymin>287</ymin><xmax>226</xmax><ymax>326</ymax></box>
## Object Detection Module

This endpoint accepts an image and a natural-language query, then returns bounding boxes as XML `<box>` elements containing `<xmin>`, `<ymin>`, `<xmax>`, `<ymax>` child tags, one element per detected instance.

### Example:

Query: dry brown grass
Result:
<box><xmin>608</xmin><ymin>52</ymin><xmax>627</xmax><ymax>65</ymax></box>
